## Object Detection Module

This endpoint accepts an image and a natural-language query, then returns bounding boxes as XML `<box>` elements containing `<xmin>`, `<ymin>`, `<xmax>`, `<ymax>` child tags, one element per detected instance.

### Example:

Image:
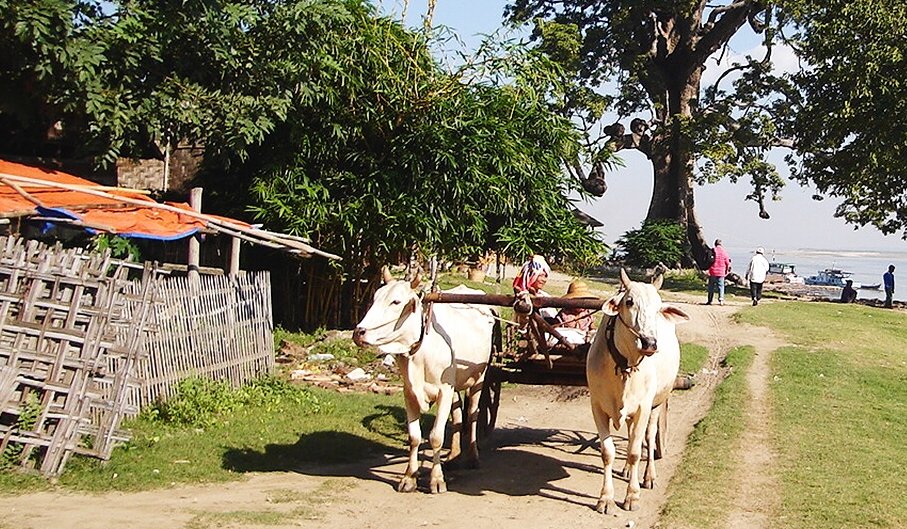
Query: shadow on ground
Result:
<box><xmin>221</xmin><ymin>422</ymin><xmax>627</xmax><ymax>507</ymax></box>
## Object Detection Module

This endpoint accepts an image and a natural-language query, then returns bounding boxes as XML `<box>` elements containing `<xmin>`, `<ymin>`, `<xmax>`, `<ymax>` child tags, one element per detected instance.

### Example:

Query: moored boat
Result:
<box><xmin>766</xmin><ymin>262</ymin><xmax>805</xmax><ymax>284</ymax></box>
<box><xmin>805</xmin><ymin>268</ymin><xmax>859</xmax><ymax>288</ymax></box>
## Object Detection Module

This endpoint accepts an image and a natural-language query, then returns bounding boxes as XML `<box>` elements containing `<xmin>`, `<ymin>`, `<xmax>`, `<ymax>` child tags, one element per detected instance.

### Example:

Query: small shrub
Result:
<box><xmin>616</xmin><ymin>220</ymin><xmax>685</xmax><ymax>268</ymax></box>
<box><xmin>145</xmin><ymin>376</ymin><xmax>321</xmax><ymax>427</ymax></box>
<box><xmin>91</xmin><ymin>234</ymin><xmax>141</xmax><ymax>261</ymax></box>
<box><xmin>1</xmin><ymin>391</ymin><xmax>42</xmax><ymax>469</ymax></box>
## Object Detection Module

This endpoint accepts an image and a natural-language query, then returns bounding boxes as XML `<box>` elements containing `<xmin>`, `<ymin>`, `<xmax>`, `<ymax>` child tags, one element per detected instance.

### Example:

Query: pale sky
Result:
<box><xmin>375</xmin><ymin>0</ymin><xmax>905</xmax><ymax>253</ymax></box>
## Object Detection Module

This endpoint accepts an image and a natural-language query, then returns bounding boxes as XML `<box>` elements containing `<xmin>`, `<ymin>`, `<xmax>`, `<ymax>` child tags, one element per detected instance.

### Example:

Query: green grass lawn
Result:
<box><xmin>738</xmin><ymin>302</ymin><xmax>907</xmax><ymax>529</ymax></box>
<box><xmin>661</xmin><ymin>346</ymin><xmax>755</xmax><ymax>529</ymax></box>
<box><xmin>662</xmin><ymin>300</ymin><xmax>907</xmax><ymax>529</ymax></box>
<box><xmin>0</xmin><ymin>385</ymin><xmax>407</xmax><ymax>494</ymax></box>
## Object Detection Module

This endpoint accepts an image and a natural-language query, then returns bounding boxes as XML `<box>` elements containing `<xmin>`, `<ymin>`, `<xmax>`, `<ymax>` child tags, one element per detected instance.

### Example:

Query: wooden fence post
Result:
<box><xmin>229</xmin><ymin>237</ymin><xmax>241</xmax><ymax>276</ymax></box>
<box><xmin>188</xmin><ymin>187</ymin><xmax>202</xmax><ymax>283</ymax></box>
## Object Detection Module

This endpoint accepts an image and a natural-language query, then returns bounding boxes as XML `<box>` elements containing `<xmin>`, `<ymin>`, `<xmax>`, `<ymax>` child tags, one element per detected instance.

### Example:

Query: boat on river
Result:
<box><xmin>766</xmin><ymin>262</ymin><xmax>805</xmax><ymax>284</ymax></box>
<box><xmin>805</xmin><ymin>268</ymin><xmax>859</xmax><ymax>288</ymax></box>
<box><xmin>859</xmin><ymin>282</ymin><xmax>881</xmax><ymax>290</ymax></box>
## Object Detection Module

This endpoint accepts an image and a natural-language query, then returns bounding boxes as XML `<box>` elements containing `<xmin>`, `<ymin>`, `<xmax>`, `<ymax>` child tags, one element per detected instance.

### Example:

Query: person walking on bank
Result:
<box><xmin>746</xmin><ymin>247</ymin><xmax>770</xmax><ymax>306</ymax></box>
<box><xmin>706</xmin><ymin>239</ymin><xmax>732</xmax><ymax>305</ymax></box>
<box><xmin>883</xmin><ymin>264</ymin><xmax>896</xmax><ymax>308</ymax></box>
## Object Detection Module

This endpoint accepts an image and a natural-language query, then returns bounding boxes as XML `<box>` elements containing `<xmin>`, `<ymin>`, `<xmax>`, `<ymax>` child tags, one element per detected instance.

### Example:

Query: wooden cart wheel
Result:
<box><xmin>477</xmin><ymin>367</ymin><xmax>502</xmax><ymax>441</ymax></box>
<box><xmin>654</xmin><ymin>398</ymin><xmax>668</xmax><ymax>460</ymax></box>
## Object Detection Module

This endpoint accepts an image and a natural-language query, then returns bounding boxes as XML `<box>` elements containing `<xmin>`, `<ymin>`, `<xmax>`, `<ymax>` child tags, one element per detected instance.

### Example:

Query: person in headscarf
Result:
<box><xmin>512</xmin><ymin>254</ymin><xmax>551</xmax><ymax>295</ymax></box>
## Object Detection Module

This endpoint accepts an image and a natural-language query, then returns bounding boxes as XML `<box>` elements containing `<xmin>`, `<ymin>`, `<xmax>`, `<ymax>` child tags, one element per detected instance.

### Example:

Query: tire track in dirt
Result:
<box><xmin>659</xmin><ymin>295</ymin><xmax>784</xmax><ymax>529</ymax></box>
<box><xmin>722</xmin><ymin>316</ymin><xmax>786</xmax><ymax>529</ymax></box>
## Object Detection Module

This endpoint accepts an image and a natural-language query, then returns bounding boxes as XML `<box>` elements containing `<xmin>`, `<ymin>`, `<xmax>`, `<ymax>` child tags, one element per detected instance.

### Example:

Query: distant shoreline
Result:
<box><xmin>766</xmin><ymin>282</ymin><xmax>902</xmax><ymax>309</ymax></box>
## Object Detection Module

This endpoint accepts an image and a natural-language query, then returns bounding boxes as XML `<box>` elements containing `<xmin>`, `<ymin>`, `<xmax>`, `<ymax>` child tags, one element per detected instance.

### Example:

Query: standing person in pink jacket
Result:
<box><xmin>706</xmin><ymin>239</ymin><xmax>732</xmax><ymax>305</ymax></box>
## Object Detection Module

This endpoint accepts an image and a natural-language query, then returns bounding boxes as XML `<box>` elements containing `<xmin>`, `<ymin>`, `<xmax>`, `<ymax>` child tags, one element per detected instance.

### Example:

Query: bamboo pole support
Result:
<box><xmin>188</xmin><ymin>187</ymin><xmax>202</xmax><ymax>283</ymax></box>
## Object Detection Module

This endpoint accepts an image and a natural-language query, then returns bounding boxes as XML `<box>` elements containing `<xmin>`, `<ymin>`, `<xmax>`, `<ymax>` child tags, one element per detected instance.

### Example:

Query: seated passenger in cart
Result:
<box><xmin>512</xmin><ymin>254</ymin><xmax>551</xmax><ymax>295</ymax></box>
<box><xmin>549</xmin><ymin>280</ymin><xmax>598</xmax><ymax>346</ymax></box>
<box><xmin>512</xmin><ymin>254</ymin><xmax>558</xmax><ymax>321</ymax></box>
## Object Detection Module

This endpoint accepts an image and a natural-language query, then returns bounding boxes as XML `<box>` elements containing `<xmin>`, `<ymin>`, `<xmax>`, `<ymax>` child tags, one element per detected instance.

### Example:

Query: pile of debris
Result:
<box><xmin>276</xmin><ymin>330</ymin><xmax>402</xmax><ymax>396</ymax></box>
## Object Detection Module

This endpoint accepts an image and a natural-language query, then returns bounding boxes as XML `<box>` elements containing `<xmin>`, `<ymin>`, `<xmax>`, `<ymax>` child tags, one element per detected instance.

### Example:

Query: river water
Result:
<box><xmin>725</xmin><ymin>246</ymin><xmax>907</xmax><ymax>302</ymax></box>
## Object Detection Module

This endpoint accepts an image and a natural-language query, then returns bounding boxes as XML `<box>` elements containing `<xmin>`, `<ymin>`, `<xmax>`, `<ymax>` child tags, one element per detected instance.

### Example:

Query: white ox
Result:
<box><xmin>353</xmin><ymin>269</ymin><xmax>496</xmax><ymax>493</ymax></box>
<box><xmin>586</xmin><ymin>269</ymin><xmax>690</xmax><ymax>513</ymax></box>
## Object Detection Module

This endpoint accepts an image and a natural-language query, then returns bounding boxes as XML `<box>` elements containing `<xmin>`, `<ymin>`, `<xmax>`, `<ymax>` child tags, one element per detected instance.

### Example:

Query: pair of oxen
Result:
<box><xmin>352</xmin><ymin>269</ymin><xmax>689</xmax><ymax>514</ymax></box>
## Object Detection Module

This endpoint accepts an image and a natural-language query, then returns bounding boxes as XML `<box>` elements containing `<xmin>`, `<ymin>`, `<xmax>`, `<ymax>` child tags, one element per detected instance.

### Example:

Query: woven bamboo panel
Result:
<box><xmin>0</xmin><ymin>237</ymin><xmax>156</xmax><ymax>477</ymax></box>
<box><xmin>0</xmin><ymin>236</ymin><xmax>275</xmax><ymax>478</ymax></box>
<box><xmin>133</xmin><ymin>272</ymin><xmax>274</xmax><ymax>407</ymax></box>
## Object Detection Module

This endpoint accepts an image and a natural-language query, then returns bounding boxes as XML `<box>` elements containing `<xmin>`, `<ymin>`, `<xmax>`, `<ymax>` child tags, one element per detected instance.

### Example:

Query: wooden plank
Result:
<box><xmin>423</xmin><ymin>291</ymin><xmax>605</xmax><ymax>310</ymax></box>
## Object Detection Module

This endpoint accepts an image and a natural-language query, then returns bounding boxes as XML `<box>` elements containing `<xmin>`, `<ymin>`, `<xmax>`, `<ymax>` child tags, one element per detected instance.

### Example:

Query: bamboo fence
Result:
<box><xmin>0</xmin><ymin>237</ymin><xmax>155</xmax><ymax>476</ymax></box>
<box><xmin>0</xmin><ymin>236</ymin><xmax>275</xmax><ymax>477</ymax></box>
<box><xmin>132</xmin><ymin>272</ymin><xmax>274</xmax><ymax>407</ymax></box>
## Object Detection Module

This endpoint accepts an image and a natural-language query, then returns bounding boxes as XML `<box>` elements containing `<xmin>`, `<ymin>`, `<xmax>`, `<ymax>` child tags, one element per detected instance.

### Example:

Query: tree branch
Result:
<box><xmin>691</xmin><ymin>1</ymin><xmax>758</xmax><ymax>67</ymax></box>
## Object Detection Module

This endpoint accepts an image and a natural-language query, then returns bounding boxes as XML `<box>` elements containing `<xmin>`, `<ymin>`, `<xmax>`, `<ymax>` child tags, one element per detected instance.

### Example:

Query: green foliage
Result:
<box><xmin>237</xmin><ymin>24</ymin><xmax>606</xmax><ymax>267</ymax></box>
<box><xmin>615</xmin><ymin>219</ymin><xmax>685</xmax><ymax>268</ymax></box>
<box><xmin>780</xmin><ymin>0</ymin><xmax>907</xmax><ymax>237</ymax></box>
<box><xmin>1</xmin><ymin>392</ymin><xmax>41</xmax><ymax>469</ymax></box>
<box><xmin>91</xmin><ymin>234</ymin><xmax>141</xmax><ymax>261</ymax></box>
<box><xmin>145</xmin><ymin>376</ymin><xmax>321</xmax><ymax>428</ymax></box>
<box><xmin>2</xmin><ymin>0</ymin><xmax>608</xmax><ymax>313</ymax></box>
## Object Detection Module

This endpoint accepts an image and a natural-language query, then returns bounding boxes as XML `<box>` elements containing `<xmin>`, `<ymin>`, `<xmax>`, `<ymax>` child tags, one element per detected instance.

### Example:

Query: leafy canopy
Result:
<box><xmin>780</xmin><ymin>0</ymin><xmax>907</xmax><ymax>237</ymax></box>
<box><xmin>1</xmin><ymin>0</ymin><xmax>607</xmax><ymax>271</ymax></box>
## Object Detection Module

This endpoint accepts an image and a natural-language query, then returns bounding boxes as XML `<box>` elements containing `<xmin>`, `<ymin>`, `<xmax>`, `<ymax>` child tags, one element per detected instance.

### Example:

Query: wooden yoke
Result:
<box><xmin>421</xmin><ymin>292</ymin><xmax>604</xmax><ymax>311</ymax></box>
<box><xmin>422</xmin><ymin>291</ymin><xmax>603</xmax><ymax>367</ymax></box>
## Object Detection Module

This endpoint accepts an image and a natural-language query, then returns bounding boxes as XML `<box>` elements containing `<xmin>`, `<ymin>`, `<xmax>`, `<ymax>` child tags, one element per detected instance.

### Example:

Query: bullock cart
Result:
<box><xmin>419</xmin><ymin>290</ymin><xmax>671</xmax><ymax>459</ymax></box>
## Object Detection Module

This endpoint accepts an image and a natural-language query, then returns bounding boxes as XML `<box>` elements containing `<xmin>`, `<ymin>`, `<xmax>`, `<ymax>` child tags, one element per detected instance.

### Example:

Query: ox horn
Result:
<box><xmin>381</xmin><ymin>266</ymin><xmax>394</xmax><ymax>284</ymax></box>
<box><xmin>619</xmin><ymin>268</ymin><xmax>632</xmax><ymax>289</ymax></box>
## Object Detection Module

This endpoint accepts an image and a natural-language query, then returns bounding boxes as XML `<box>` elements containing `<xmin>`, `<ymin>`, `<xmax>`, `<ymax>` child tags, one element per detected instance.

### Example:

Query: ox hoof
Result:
<box><xmin>396</xmin><ymin>476</ymin><xmax>418</xmax><ymax>493</ymax></box>
<box><xmin>623</xmin><ymin>497</ymin><xmax>640</xmax><ymax>511</ymax></box>
<box><xmin>429</xmin><ymin>479</ymin><xmax>448</xmax><ymax>494</ymax></box>
<box><xmin>594</xmin><ymin>499</ymin><xmax>617</xmax><ymax>514</ymax></box>
<box><xmin>642</xmin><ymin>478</ymin><xmax>656</xmax><ymax>489</ymax></box>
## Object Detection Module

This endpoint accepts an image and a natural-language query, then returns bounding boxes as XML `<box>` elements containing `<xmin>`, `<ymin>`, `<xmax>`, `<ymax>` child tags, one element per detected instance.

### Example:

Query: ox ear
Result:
<box><xmin>410</xmin><ymin>273</ymin><xmax>422</xmax><ymax>290</ymax></box>
<box><xmin>382</xmin><ymin>266</ymin><xmax>394</xmax><ymax>284</ymax></box>
<box><xmin>652</xmin><ymin>273</ymin><xmax>664</xmax><ymax>291</ymax></box>
<box><xmin>602</xmin><ymin>293</ymin><xmax>622</xmax><ymax>316</ymax></box>
<box><xmin>619</xmin><ymin>268</ymin><xmax>632</xmax><ymax>290</ymax></box>
<box><xmin>661</xmin><ymin>304</ymin><xmax>690</xmax><ymax>323</ymax></box>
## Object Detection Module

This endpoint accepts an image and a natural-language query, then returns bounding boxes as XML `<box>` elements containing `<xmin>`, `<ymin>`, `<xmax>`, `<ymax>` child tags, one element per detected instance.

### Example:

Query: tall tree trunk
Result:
<box><xmin>645</xmin><ymin>68</ymin><xmax>709</xmax><ymax>268</ymax></box>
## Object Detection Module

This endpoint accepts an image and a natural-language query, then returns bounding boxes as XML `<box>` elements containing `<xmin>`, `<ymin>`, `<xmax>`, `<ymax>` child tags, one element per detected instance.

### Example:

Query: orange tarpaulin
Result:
<box><xmin>0</xmin><ymin>159</ymin><xmax>236</xmax><ymax>240</ymax></box>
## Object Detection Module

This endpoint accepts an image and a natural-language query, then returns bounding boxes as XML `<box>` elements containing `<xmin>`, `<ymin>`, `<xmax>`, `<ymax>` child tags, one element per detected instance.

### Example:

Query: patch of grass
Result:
<box><xmin>739</xmin><ymin>302</ymin><xmax>907</xmax><ymax>529</ymax></box>
<box><xmin>660</xmin><ymin>346</ymin><xmax>755</xmax><ymax>529</ymax></box>
<box><xmin>679</xmin><ymin>342</ymin><xmax>709</xmax><ymax>375</ymax></box>
<box><xmin>185</xmin><ymin>509</ymin><xmax>294</xmax><ymax>528</ymax></box>
<box><xmin>273</xmin><ymin>326</ymin><xmax>320</xmax><ymax>349</ymax></box>
<box><xmin>660</xmin><ymin>269</ymin><xmax>707</xmax><ymax>293</ymax></box>
<box><xmin>0</xmin><ymin>384</ymin><xmax>406</xmax><ymax>494</ymax></box>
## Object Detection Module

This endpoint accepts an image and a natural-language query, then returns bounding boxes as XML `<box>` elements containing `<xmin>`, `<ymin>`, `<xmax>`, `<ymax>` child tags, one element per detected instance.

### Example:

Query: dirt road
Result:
<box><xmin>6</xmin><ymin>287</ymin><xmax>784</xmax><ymax>529</ymax></box>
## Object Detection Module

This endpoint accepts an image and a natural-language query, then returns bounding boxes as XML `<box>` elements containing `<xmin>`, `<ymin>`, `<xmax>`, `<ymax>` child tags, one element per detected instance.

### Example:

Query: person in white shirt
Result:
<box><xmin>746</xmin><ymin>247</ymin><xmax>770</xmax><ymax>306</ymax></box>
